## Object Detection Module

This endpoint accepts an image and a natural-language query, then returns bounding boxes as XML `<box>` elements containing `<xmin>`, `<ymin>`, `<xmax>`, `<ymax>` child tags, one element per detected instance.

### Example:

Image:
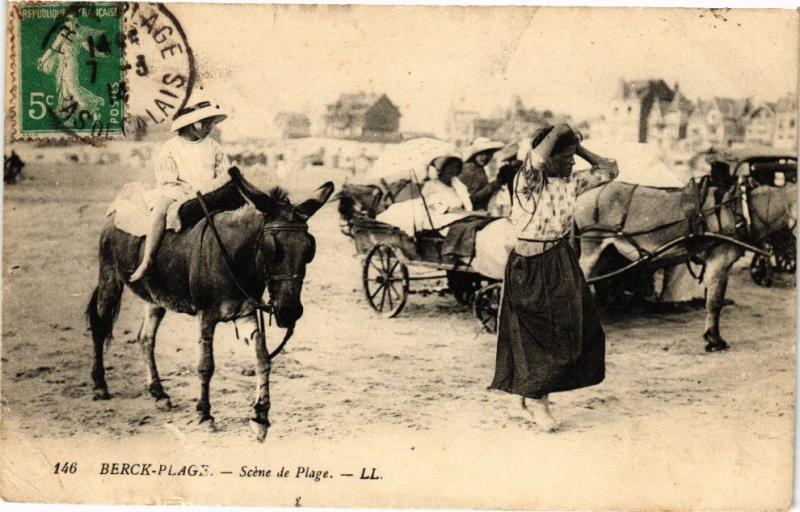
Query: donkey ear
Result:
<box><xmin>229</xmin><ymin>167</ymin><xmax>278</xmax><ymax>213</ymax></box>
<box><xmin>296</xmin><ymin>182</ymin><xmax>335</xmax><ymax>220</ymax></box>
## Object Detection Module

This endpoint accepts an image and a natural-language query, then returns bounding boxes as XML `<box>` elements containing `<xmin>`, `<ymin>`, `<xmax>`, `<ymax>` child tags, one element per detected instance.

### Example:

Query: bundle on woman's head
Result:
<box><xmin>530</xmin><ymin>126</ymin><xmax>582</xmax><ymax>155</ymax></box>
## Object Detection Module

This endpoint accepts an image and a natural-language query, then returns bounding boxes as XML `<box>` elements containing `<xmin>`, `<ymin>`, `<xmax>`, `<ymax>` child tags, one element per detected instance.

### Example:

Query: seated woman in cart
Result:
<box><xmin>376</xmin><ymin>155</ymin><xmax>474</xmax><ymax>235</ymax></box>
<box><xmin>421</xmin><ymin>155</ymin><xmax>473</xmax><ymax>218</ymax></box>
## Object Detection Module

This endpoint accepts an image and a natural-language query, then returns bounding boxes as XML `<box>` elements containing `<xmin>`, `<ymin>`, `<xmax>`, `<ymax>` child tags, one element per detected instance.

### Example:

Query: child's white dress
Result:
<box><xmin>145</xmin><ymin>135</ymin><xmax>231</xmax><ymax>208</ymax></box>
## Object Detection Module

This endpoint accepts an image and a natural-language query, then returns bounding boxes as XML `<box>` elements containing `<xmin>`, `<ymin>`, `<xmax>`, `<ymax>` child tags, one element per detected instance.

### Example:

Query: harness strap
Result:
<box><xmin>740</xmin><ymin>178</ymin><xmax>754</xmax><ymax>238</ymax></box>
<box><xmin>196</xmin><ymin>192</ymin><xmax>264</xmax><ymax>307</ymax></box>
<box><xmin>593</xmin><ymin>184</ymin><xmax>603</xmax><ymax>225</ymax></box>
<box><xmin>580</xmin><ymin>190</ymin><xmax>743</xmax><ymax>240</ymax></box>
<box><xmin>617</xmin><ymin>184</ymin><xmax>638</xmax><ymax>232</ymax></box>
<box><xmin>195</xmin><ymin>192</ymin><xmax>294</xmax><ymax>361</ymax></box>
<box><xmin>686</xmin><ymin>259</ymin><xmax>707</xmax><ymax>283</ymax></box>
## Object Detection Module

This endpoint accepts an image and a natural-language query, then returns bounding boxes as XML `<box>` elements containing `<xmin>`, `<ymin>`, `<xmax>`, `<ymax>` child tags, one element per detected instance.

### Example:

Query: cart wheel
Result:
<box><xmin>774</xmin><ymin>234</ymin><xmax>796</xmax><ymax>273</ymax></box>
<box><xmin>778</xmin><ymin>252</ymin><xmax>796</xmax><ymax>273</ymax></box>
<box><xmin>750</xmin><ymin>253</ymin><xmax>773</xmax><ymax>287</ymax></box>
<box><xmin>363</xmin><ymin>244</ymin><xmax>409</xmax><ymax>317</ymax></box>
<box><xmin>473</xmin><ymin>283</ymin><xmax>502</xmax><ymax>334</ymax></box>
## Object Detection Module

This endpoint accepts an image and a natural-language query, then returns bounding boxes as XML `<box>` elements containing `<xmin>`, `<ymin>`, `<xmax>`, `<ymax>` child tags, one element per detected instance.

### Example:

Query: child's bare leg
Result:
<box><xmin>130</xmin><ymin>198</ymin><xmax>172</xmax><ymax>282</ymax></box>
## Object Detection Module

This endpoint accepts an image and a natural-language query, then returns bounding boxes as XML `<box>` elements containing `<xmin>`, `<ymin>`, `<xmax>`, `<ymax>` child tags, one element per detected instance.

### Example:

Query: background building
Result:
<box><xmin>600</xmin><ymin>78</ymin><xmax>783</xmax><ymax>151</ymax></box>
<box><xmin>324</xmin><ymin>93</ymin><xmax>402</xmax><ymax>142</ymax></box>
<box><xmin>446</xmin><ymin>96</ymin><xmax>570</xmax><ymax>146</ymax></box>
<box><xmin>773</xmin><ymin>93</ymin><xmax>797</xmax><ymax>149</ymax></box>
<box><xmin>608</xmin><ymin>79</ymin><xmax>675</xmax><ymax>143</ymax></box>
<box><xmin>745</xmin><ymin>103</ymin><xmax>777</xmax><ymax>146</ymax></box>
<box><xmin>273</xmin><ymin>112</ymin><xmax>311</xmax><ymax>139</ymax></box>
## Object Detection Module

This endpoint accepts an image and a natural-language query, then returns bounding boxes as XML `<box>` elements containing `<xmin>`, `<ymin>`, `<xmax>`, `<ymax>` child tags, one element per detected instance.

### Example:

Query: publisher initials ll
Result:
<box><xmin>360</xmin><ymin>468</ymin><xmax>380</xmax><ymax>480</ymax></box>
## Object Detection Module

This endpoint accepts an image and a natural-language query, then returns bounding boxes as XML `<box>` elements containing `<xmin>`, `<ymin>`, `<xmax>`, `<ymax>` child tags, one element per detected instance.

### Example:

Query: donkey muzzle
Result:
<box><xmin>273</xmin><ymin>302</ymin><xmax>302</xmax><ymax>329</ymax></box>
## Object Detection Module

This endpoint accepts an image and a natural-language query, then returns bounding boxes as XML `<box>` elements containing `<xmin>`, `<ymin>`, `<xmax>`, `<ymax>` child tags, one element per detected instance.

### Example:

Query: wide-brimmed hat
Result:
<box><xmin>462</xmin><ymin>137</ymin><xmax>505</xmax><ymax>162</ymax></box>
<box><xmin>171</xmin><ymin>100</ymin><xmax>227</xmax><ymax>132</ymax></box>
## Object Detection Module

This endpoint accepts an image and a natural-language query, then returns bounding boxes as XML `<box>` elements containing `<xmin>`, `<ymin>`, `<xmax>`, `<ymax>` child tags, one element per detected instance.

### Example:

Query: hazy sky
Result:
<box><xmin>171</xmin><ymin>5</ymin><xmax>797</xmax><ymax>138</ymax></box>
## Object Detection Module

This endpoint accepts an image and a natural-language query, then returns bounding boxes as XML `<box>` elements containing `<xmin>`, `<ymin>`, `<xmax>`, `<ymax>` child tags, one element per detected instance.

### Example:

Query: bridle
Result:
<box><xmin>196</xmin><ymin>193</ymin><xmax>310</xmax><ymax>360</ymax></box>
<box><xmin>259</xmin><ymin>221</ymin><xmax>310</xmax><ymax>283</ymax></box>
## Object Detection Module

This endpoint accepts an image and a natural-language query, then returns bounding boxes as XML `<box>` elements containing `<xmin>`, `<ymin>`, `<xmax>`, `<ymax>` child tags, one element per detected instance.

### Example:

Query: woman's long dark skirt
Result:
<box><xmin>488</xmin><ymin>241</ymin><xmax>605</xmax><ymax>398</ymax></box>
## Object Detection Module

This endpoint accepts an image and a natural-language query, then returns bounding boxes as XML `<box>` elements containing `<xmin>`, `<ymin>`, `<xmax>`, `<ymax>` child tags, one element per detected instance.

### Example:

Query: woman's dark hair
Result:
<box><xmin>530</xmin><ymin>126</ymin><xmax>582</xmax><ymax>156</ymax></box>
<box><xmin>430</xmin><ymin>155</ymin><xmax>463</xmax><ymax>179</ymax></box>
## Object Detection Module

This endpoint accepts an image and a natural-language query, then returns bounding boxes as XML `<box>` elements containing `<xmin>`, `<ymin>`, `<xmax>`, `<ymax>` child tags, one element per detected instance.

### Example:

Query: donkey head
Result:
<box><xmin>249</xmin><ymin>182</ymin><xmax>334</xmax><ymax>328</ymax></box>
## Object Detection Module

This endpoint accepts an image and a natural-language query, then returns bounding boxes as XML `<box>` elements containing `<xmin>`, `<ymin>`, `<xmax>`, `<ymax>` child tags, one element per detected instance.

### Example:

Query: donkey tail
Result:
<box><xmin>86</xmin><ymin>284</ymin><xmax>122</xmax><ymax>349</ymax></box>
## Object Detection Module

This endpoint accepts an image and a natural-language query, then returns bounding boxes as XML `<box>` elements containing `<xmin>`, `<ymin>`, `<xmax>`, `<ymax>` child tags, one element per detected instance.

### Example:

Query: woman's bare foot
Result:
<box><xmin>522</xmin><ymin>396</ymin><xmax>559</xmax><ymax>432</ymax></box>
<box><xmin>129</xmin><ymin>260</ymin><xmax>151</xmax><ymax>282</ymax></box>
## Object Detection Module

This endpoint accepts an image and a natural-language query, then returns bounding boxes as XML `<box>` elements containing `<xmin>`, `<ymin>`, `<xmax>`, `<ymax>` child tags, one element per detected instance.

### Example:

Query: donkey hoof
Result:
<box><xmin>249</xmin><ymin>419</ymin><xmax>269</xmax><ymax>442</ymax></box>
<box><xmin>155</xmin><ymin>398</ymin><xmax>173</xmax><ymax>411</ymax></box>
<box><xmin>198</xmin><ymin>415</ymin><xmax>216</xmax><ymax>431</ymax></box>
<box><xmin>92</xmin><ymin>388</ymin><xmax>111</xmax><ymax>401</ymax></box>
<box><xmin>705</xmin><ymin>340</ymin><xmax>730</xmax><ymax>352</ymax></box>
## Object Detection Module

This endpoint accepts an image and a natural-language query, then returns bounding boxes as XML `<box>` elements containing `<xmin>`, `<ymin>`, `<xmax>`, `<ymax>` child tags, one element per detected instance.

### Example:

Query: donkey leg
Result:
<box><xmin>703</xmin><ymin>247</ymin><xmax>742</xmax><ymax>352</ymax></box>
<box><xmin>87</xmin><ymin>270</ymin><xmax>124</xmax><ymax>401</ymax></box>
<box><xmin>240</xmin><ymin>315</ymin><xmax>271</xmax><ymax>442</ymax></box>
<box><xmin>138</xmin><ymin>303</ymin><xmax>172</xmax><ymax>410</ymax></box>
<box><xmin>195</xmin><ymin>313</ymin><xmax>217</xmax><ymax>427</ymax></box>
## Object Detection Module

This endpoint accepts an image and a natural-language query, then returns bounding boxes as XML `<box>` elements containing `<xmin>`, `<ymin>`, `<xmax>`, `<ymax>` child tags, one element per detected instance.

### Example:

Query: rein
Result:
<box><xmin>577</xmin><ymin>181</ymin><xmax>774</xmax><ymax>284</ymax></box>
<box><xmin>195</xmin><ymin>192</ymin><xmax>307</xmax><ymax>361</ymax></box>
<box><xmin>578</xmin><ymin>192</ymin><xmax>742</xmax><ymax>240</ymax></box>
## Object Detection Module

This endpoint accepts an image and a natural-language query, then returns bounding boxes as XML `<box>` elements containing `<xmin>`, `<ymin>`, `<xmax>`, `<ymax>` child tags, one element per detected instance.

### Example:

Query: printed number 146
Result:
<box><xmin>53</xmin><ymin>462</ymin><xmax>77</xmax><ymax>474</ymax></box>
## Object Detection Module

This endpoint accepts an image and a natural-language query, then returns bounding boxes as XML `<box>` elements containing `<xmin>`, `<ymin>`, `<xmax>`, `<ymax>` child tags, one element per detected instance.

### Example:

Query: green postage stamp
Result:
<box><xmin>11</xmin><ymin>3</ymin><xmax>125</xmax><ymax>138</ymax></box>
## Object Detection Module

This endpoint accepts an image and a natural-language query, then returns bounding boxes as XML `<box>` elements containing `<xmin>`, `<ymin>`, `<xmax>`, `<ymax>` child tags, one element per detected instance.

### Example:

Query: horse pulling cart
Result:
<box><xmin>338</xmin><ymin>140</ymin><xmax>795</xmax><ymax>350</ymax></box>
<box><xmin>704</xmin><ymin>147</ymin><xmax>797</xmax><ymax>287</ymax></box>
<box><xmin>348</xmin><ymin>216</ymin><xmax>502</xmax><ymax>332</ymax></box>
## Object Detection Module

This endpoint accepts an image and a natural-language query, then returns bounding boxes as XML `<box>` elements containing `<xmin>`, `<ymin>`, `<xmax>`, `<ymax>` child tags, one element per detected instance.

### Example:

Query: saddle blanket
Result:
<box><xmin>106</xmin><ymin>182</ymin><xmax>188</xmax><ymax>237</ymax></box>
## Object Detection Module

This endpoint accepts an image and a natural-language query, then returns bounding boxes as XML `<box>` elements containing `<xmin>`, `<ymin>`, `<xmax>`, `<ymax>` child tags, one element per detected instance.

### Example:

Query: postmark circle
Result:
<box><xmin>122</xmin><ymin>3</ymin><xmax>196</xmax><ymax>138</ymax></box>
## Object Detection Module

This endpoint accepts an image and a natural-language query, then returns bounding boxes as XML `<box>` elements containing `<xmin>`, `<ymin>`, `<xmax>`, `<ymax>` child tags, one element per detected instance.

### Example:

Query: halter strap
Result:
<box><xmin>261</xmin><ymin>222</ymin><xmax>309</xmax><ymax>283</ymax></box>
<box><xmin>262</xmin><ymin>222</ymin><xmax>308</xmax><ymax>233</ymax></box>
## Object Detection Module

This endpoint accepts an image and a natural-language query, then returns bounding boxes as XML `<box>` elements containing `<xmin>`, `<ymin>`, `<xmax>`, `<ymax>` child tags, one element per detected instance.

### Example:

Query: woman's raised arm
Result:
<box><xmin>573</xmin><ymin>144</ymin><xmax>619</xmax><ymax>195</ymax></box>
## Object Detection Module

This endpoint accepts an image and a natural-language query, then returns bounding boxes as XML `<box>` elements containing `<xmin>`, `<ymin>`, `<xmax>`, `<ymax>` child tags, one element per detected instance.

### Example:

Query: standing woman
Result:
<box><xmin>488</xmin><ymin>124</ymin><xmax>619</xmax><ymax>431</ymax></box>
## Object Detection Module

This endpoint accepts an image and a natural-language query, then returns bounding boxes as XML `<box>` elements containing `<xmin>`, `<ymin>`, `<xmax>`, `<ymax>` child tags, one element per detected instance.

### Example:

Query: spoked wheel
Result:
<box><xmin>363</xmin><ymin>244</ymin><xmax>409</xmax><ymax>317</ymax></box>
<box><xmin>774</xmin><ymin>233</ymin><xmax>796</xmax><ymax>273</ymax></box>
<box><xmin>776</xmin><ymin>251</ymin><xmax>796</xmax><ymax>273</ymax></box>
<box><xmin>473</xmin><ymin>282</ymin><xmax>502</xmax><ymax>334</ymax></box>
<box><xmin>750</xmin><ymin>253</ymin><xmax>773</xmax><ymax>287</ymax></box>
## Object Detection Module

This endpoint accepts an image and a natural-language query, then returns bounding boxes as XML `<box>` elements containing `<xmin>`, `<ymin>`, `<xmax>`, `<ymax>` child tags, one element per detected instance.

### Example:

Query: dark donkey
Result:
<box><xmin>87</xmin><ymin>171</ymin><xmax>334</xmax><ymax>441</ymax></box>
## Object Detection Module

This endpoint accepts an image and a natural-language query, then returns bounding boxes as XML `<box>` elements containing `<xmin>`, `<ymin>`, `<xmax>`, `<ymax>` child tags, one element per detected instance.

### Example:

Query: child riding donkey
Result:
<box><xmin>130</xmin><ymin>99</ymin><xmax>241</xmax><ymax>281</ymax></box>
<box><xmin>95</xmin><ymin>98</ymin><xmax>335</xmax><ymax>439</ymax></box>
